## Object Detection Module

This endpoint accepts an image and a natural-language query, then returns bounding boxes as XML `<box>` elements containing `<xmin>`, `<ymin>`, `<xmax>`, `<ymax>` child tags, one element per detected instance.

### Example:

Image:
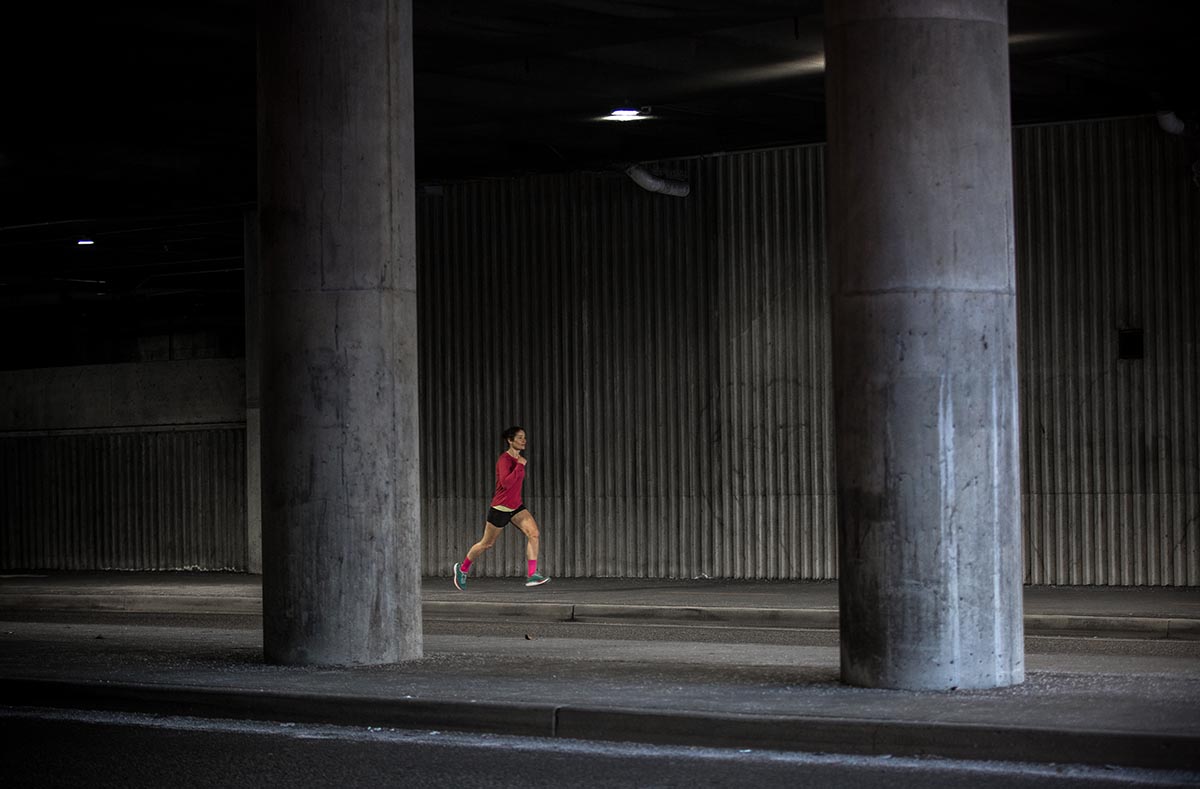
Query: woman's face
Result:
<box><xmin>509</xmin><ymin>430</ymin><xmax>527</xmax><ymax>451</ymax></box>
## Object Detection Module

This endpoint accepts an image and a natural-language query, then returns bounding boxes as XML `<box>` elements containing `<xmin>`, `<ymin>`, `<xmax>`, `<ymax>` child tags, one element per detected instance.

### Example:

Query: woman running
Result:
<box><xmin>453</xmin><ymin>426</ymin><xmax>550</xmax><ymax>588</ymax></box>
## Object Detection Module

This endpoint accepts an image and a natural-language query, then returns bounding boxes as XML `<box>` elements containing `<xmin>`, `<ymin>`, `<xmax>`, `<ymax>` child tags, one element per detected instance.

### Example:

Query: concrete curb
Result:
<box><xmin>571</xmin><ymin>603</ymin><xmax>840</xmax><ymax>629</ymax></box>
<box><xmin>3</xmin><ymin>596</ymin><xmax>1198</xmax><ymax>639</ymax></box>
<box><xmin>428</xmin><ymin>601</ymin><xmax>842</xmax><ymax>629</ymax></box>
<box><xmin>0</xmin><ymin>594</ymin><xmax>263</xmax><ymax>615</ymax></box>
<box><xmin>2</xmin><ymin>677</ymin><xmax>1196</xmax><ymax>771</ymax></box>
<box><xmin>552</xmin><ymin>707</ymin><xmax>1200</xmax><ymax>771</ymax></box>
<box><xmin>424</xmin><ymin>601</ymin><xmax>573</xmax><ymax>622</ymax></box>
<box><xmin>1024</xmin><ymin>614</ymin><xmax>1200</xmax><ymax>639</ymax></box>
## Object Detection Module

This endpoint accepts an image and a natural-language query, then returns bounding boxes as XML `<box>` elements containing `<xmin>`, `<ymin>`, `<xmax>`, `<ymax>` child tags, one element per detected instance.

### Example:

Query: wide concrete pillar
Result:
<box><xmin>825</xmin><ymin>0</ymin><xmax>1023</xmax><ymax>689</ymax></box>
<box><xmin>258</xmin><ymin>0</ymin><xmax>421</xmax><ymax>665</ymax></box>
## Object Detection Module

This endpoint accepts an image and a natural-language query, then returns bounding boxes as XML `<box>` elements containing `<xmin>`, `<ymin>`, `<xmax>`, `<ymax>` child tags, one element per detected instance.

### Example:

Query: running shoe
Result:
<box><xmin>524</xmin><ymin>572</ymin><xmax>549</xmax><ymax>587</ymax></box>
<box><xmin>453</xmin><ymin>562</ymin><xmax>468</xmax><ymax>591</ymax></box>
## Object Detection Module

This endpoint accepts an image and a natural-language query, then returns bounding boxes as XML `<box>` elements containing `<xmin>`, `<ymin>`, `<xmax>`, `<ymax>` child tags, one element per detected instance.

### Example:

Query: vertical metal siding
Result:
<box><xmin>420</xmin><ymin>116</ymin><xmax>1197</xmax><ymax>585</ymax></box>
<box><xmin>4</xmin><ymin>119</ymin><xmax>1190</xmax><ymax>584</ymax></box>
<box><xmin>1015</xmin><ymin>117</ymin><xmax>1200</xmax><ymax>586</ymax></box>
<box><xmin>418</xmin><ymin>147</ymin><xmax>836</xmax><ymax>579</ymax></box>
<box><xmin>0</xmin><ymin>427</ymin><xmax>247</xmax><ymax>570</ymax></box>
<box><xmin>704</xmin><ymin>148</ymin><xmax>837</xmax><ymax>579</ymax></box>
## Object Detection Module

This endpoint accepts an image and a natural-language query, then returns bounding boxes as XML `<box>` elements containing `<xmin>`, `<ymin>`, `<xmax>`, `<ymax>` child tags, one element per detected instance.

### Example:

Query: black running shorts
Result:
<box><xmin>486</xmin><ymin>504</ymin><xmax>526</xmax><ymax>528</ymax></box>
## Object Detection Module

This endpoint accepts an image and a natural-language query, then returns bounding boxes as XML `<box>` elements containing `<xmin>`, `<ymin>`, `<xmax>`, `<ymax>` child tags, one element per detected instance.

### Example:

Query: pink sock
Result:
<box><xmin>527</xmin><ymin>559</ymin><xmax>537</xmax><ymax>576</ymax></box>
<box><xmin>460</xmin><ymin>557</ymin><xmax>472</xmax><ymax>573</ymax></box>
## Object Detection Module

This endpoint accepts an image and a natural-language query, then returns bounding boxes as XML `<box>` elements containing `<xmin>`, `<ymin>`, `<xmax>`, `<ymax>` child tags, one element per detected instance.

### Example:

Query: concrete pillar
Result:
<box><xmin>243</xmin><ymin>208</ymin><xmax>262</xmax><ymax>575</ymax></box>
<box><xmin>825</xmin><ymin>0</ymin><xmax>1023</xmax><ymax>690</ymax></box>
<box><xmin>258</xmin><ymin>0</ymin><xmax>421</xmax><ymax>665</ymax></box>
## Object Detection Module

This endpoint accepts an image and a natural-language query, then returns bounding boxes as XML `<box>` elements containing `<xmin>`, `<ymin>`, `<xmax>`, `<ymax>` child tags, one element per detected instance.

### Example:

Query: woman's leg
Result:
<box><xmin>455</xmin><ymin>522</ymin><xmax>503</xmax><ymax>589</ymax></box>
<box><xmin>511</xmin><ymin>510</ymin><xmax>540</xmax><ymax>562</ymax></box>
<box><xmin>467</xmin><ymin>523</ymin><xmax>504</xmax><ymax>561</ymax></box>
<box><xmin>511</xmin><ymin>511</ymin><xmax>548</xmax><ymax>584</ymax></box>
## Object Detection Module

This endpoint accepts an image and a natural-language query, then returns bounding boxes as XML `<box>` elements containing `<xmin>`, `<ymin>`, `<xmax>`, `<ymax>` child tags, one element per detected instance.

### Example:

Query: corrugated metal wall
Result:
<box><xmin>418</xmin><ymin>146</ymin><xmax>837</xmax><ymax>579</ymax></box>
<box><xmin>3</xmin><ymin>117</ymin><xmax>1193</xmax><ymax>584</ymax></box>
<box><xmin>1015</xmin><ymin>118</ymin><xmax>1200</xmax><ymax>585</ymax></box>
<box><xmin>0</xmin><ymin>427</ymin><xmax>247</xmax><ymax>570</ymax></box>
<box><xmin>420</xmin><ymin>116</ymin><xmax>1198</xmax><ymax>584</ymax></box>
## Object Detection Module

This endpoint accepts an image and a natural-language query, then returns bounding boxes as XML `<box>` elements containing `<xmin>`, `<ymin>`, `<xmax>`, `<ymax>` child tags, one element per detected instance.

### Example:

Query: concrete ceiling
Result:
<box><xmin>0</xmin><ymin>0</ymin><xmax>1195</xmax><ymax>368</ymax></box>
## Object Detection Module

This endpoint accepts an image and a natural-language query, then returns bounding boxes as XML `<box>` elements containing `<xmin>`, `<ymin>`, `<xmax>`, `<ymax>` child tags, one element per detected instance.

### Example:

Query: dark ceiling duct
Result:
<box><xmin>1157</xmin><ymin>110</ymin><xmax>1187</xmax><ymax>135</ymax></box>
<box><xmin>625</xmin><ymin>165</ymin><xmax>690</xmax><ymax>198</ymax></box>
<box><xmin>1155</xmin><ymin>111</ymin><xmax>1200</xmax><ymax>188</ymax></box>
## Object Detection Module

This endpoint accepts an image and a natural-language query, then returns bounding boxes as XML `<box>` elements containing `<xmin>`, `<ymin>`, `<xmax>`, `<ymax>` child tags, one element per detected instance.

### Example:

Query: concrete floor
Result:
<box><xmin>1</xmin><ymin>573</ymin><xmax>1198</xmax><ymax>776</ymax></box>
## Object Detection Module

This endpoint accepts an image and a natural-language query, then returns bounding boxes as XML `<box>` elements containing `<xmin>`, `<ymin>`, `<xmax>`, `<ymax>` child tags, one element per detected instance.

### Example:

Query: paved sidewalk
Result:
<box><xmin>2</xmin><ymin>572</ymin><xmax>1198</xmax><ymax>638</ymax></box>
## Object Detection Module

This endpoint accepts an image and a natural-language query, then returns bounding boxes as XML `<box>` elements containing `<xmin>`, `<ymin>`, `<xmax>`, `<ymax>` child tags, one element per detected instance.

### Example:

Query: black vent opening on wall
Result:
<box><xmin>1117</xmin><ymin>328</ymin><xmax>1144</xmax><ymax>360</ymax></box>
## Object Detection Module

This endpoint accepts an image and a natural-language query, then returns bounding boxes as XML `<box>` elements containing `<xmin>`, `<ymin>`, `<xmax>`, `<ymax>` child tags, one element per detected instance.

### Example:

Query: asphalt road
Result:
<box><xmin>3</xmin><ymin>707</ymin><xmax>1196</xmax><ymax>789</ymax></box>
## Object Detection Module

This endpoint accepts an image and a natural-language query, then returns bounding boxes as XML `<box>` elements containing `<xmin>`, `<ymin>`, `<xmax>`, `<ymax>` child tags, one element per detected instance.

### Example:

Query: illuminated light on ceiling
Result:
<box><xmin>602</xmin><ymin>106</ymin><xmax>652</xmax><ymax>122</ymax></box>
<box><xmin>77</xmin><ymin>239</ymin><xmax>95</xmax><ymax>245</ymax></box>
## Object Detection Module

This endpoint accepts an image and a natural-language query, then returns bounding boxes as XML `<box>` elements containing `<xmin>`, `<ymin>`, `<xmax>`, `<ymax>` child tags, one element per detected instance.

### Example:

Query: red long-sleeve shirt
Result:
<box><xmin>490</xmin><ymin>452</ymin><xmax>526</xmax><ymax>509</ymax></box>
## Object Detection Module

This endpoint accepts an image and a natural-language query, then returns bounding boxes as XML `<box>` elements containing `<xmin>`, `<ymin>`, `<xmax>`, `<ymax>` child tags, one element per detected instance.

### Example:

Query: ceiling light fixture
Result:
<box><xmin>603</xmin><ymin>106</ymin><xmax>652</xmax><ymax>122</ymax></box>
<box><xmin>77</xmin><ymin>239</ymin><xmax>95</xmax><ymax>245</ymax></box>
